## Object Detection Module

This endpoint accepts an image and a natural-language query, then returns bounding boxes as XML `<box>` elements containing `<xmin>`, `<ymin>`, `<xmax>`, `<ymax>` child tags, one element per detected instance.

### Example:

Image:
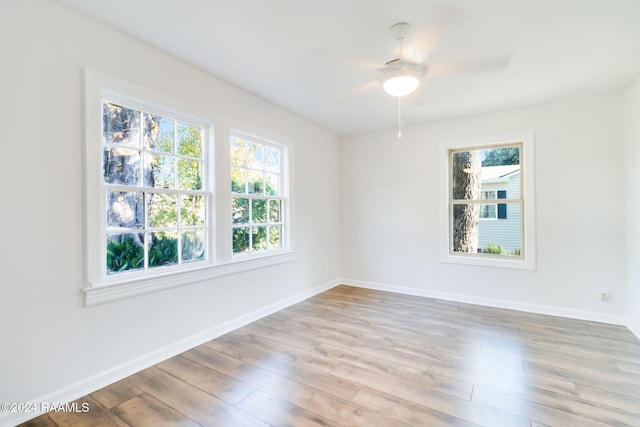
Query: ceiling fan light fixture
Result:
<box><xmin>381</xmin><ymin>61</ymin><xmax>422</xmax><ymax>97</ymax></box>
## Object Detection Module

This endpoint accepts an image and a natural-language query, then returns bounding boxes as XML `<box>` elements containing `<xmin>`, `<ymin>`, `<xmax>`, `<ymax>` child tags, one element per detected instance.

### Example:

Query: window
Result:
<box><xmin>230</xmin><ymin>133</ymin><xmax>287</xmax><ymax>256</ymax></box>
<box><xmin>102</xmin><ymin>100</ymin><xmax>210</xmax><ymax>275</ymax></box>
<box><xmin>480</xmin><ymin>191</ymin><xmax>497</xmax><ymax>219</ymax></box>
<box><xmin>84</xmin><ymin>69</ymin><xmax>295</xmax><ymax>305</ymax></box>
<box><xmin>441</xmin><ymin>132</ymin><xmax>535</xmax><ymax>269</ymax></box>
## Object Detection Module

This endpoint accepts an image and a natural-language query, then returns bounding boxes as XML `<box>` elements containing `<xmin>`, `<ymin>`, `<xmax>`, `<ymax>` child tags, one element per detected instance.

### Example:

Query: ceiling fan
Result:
<box><xmin>379</xmin><ymin>22</ymin><xmax>424</xmax><ymax>97</ymax></box>
<box><xmin>367</xmin><ymin>21</ymin><xmax>510</xmax><ymax>136</ymax></box>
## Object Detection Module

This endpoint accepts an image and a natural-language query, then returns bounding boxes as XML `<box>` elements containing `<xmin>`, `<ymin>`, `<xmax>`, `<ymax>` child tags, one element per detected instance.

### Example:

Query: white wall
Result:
<box><xmin>624</xmin><ymin>77</ymin><xmax>640</xmax><ymax>336</ymax></box>
<box><xmin>0</xmin><ymin>0</ymin><xmax>340</xmax><ymax>422</ymax></box>
<box><xmin>341</xmin><ymin>94</ymin><xmax>627</xmax><ymax>321</ymax></box>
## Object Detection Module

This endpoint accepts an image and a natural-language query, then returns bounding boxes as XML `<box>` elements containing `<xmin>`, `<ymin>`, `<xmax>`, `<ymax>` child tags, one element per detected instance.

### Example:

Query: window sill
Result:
<box><xmin>442</xmin><ymin>253</ymin><xmax>535</xmax><ymax>270</ymax></box>
<box><xmin>83</xmin><ymin>251</ymin><xmax>296</xmax><ymax>306</ymax></box>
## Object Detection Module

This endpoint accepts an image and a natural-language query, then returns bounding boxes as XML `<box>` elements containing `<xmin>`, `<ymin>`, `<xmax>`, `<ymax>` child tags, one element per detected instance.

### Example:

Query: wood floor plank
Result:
<box><xmin>472</xmin><ymin>385</ymin><xmax>639</xmax><ymax>427</ymax></box>
<box><xmin>128</xmin><ymin>366</ymin><xmax>269</xmax><ymax>427</ymax></box>
<box><xmin>157</xmin><ymin>355</ymin><xmax>256</xmax><ymax>405</ymax></box>
<box><xmin>46</xmin><ymin>396</ymin><xmax>128</xmax><ymax>427</ymax></box>
<box><xmin>222</xmin><ymin>341</ymin><xmax>361</xmax><ymax>402</ymax></box>
<box><xmin>111</xmin><ymin>393</ymin><xmax>200</xmax><ymax>427</ymax></box>
<box><xmin>225</xmin><ymin>361</ymin><xmax>410</xmax><ymax>427</ymax></box>
<box><xmin>220</xmin><ymin>329</ymin><xmax>340</xmax><ymax>373</ymax></box>
<box><xmin>90</xmin><ymin>379</ymin><xmax>144</xmax><ymax>409</ymax></box>
<box><xmin>351</xmin><ymin>386</ymin><xmax>482</xmax><ymax>427</ymax></box>
<box><xmin>348</xmin><ymin>369</ymin><xmax>531</xmax><ymax>427</ymax></box>
<box><xmin>235</xmin><ymin>389</ymin><xmax>337</xmax><ymax>427</ymax></box>
<box><xmin>576</xmin><ymin>383</ymin><xmax>640</xmax><ymax>416</ymax></box>
<box><xmin>18</xmin><ymin>413</ymin><xmax>56</xmax><ymax>427</ymax></box>
<box><xmin>181</xmin><ymin>343</ymin><xmax>244</xmax><ymax>373</ymax></box>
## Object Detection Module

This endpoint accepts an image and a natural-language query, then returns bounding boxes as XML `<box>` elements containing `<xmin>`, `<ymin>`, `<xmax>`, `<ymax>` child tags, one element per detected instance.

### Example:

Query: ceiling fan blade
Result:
<box><xmin>426</xmin><ymin>56</ymin><xmax>511</xmax><ymax>77</ymax></box>
<box><xmin>408</xmin><ymin>5</ymin><xmax>465</xmax><ymax>64</ymax></box>
<box><xmin>311</xmin><ymin>48</ymin><xmax>380</xmax><ymax>70</ymax></box>
<box><xmin>349</xmin><ymin>80</ymin><xmax>380</xmax><ymax>95</ymax></box>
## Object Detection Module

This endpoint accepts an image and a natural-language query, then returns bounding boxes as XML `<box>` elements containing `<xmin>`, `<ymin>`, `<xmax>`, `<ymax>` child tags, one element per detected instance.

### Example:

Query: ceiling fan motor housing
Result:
<box><xmin>382</xmin><ymin>59</ymin><xmax>424</xmax><ymax>97</ymax></box>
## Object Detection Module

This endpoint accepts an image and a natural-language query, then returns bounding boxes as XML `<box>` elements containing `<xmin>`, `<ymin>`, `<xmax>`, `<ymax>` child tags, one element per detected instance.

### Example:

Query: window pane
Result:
<box><xmin>106</xmin><ymin>233</ymin><xmax>144</xmax><ymax>274</ymax></box>
<box><xmin>265</xmin><ymin>173</ymin><xmax>279</xmax><ymax>196</ymax></box>
<box><xmin>268</xmin><ymin>200</ymin><xmax>281</xmax><ymax>223</ymax></box>
<box><xmin>252</xmin><ymin>199</ymin><xmax>266</xmax><ymax>223</ymax></box>
<box><xmin>103</xmin><ymin>147</ymin><xmax>140</xmax><ymax>185</ymax></box>
<box><xmin>248</xmin><ymin>170</ymin><xmax>263</xmax><ymax>194</ymax></box>
<box><xmin>231</xmin><ymin>167</ymin><xmax>247</xmax><ymax>193</ymax></box>
<box><xmin>177</xmin><ymin>123</ymin><xmax>203</xmax><ymax>158</ymax></box>
<box><xmin>232</xmin><ymin>198</ymin><xmax>249</xmax><ymax>224</ymax></box>
<box><xmin>252</xmin><ymin>226</ymin><xmax>267</xmax><ymax>251</ymax></box>
<box><xmin>148</xmin><ymin>193</ymin><xmax>177</xmax><ymax>228</ymax></box>
<box><xmin>177</xmin><ymin>159</ymin><xmax>202</xmax><ymax>190</ymax></box>
<box><xmin>181</xmin><ymin>229</ymin><xmax>205</xmax><ymax>262</ymax></box>
<box><xmin>247</xmin><ymin>142</ymin><xmax>263</xmax><ymax>170</ymax></box>
<box><xmin>148</xmin><ymin>231</ymin><xmax>178</xmax><ymax>267</ymax></box>
<box><xmin>181</xmin><ymin>195</ymin><xmax>205</xmax><ymax>226</ymax></box>
<box><xmin>263</xmin><ymin>147</ymin><xmax>280</xmax><ymax>172</ymax></box>
<box><xmin>268</xmin><ymin>225</ymin><xmax>281</xmax><ymax>249</ymax></box>
<box><xmin>107</xmin><ymin>192</ymin><xmax>144</xmax><ymax>229</ymax></box>
<box><xmin>103</xmin><ymin>102</ymin><xmax>140</xmax><ymax>147</ymax></box>
<box><xmin>451</xmin><ymin>151</ymin><xmax>482</xmax><ymax>200</ymax></box>
<box><xmin>146</xmin><ymin>154</ymin><xmax>175</xmax><ymax>188</ymax></box>
<box><xmin>233</xmin><ymin>227</ymin><xmax>250</xmax><ymax>254</ymax></box>
<box><xmin>231</xmin><ymin>138</ymin><xmax>246</xmax><ymax>167</ymax></box>
<box><xmin>478</xmin><ymin>203</ymin><xmax>521</xmax><ymax>256</ymax></box>
<box><xmin>451</xmin><ymin>204</ymin><xmax>480</xmax><ymax>253</ymax></box>
<box><xmin>144</xmin><ymin>113</ymin><xmax>174</xmax><ymax>153</ymax></box>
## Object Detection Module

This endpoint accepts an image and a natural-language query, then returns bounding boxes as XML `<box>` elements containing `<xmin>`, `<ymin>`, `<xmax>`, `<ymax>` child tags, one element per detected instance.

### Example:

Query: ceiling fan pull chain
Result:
<box><xmin>397</xmin><ymin>96</ymin><xmax>404</xmax><ymax>138</ymax></box>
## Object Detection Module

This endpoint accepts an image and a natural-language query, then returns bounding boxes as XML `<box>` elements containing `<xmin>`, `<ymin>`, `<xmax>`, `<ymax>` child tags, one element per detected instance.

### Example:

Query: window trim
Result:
<box><xmin>440</xmin><ymin>131</ymin><xmax>536</xmax><ymax>270</ymax></box>
<box><xmin>84</xmin><ymin>69</ymin><xmax>295</xmax><ymax>306</ymax></box>
<box><xmin>229</xmin><ymin>129</ymin><xmax>290</xmax><ymax>258</ymax></box>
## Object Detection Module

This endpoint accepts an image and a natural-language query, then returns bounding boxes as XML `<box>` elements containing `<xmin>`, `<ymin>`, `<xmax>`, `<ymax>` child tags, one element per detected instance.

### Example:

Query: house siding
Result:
<box><xmin>478</xmin><ymin>172</ymin><xmax>521</xmax><ymax>253</ymax></box>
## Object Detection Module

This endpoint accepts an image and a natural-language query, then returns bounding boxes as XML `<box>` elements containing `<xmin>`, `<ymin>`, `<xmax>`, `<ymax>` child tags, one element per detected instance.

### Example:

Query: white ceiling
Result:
<box><xmin>55</xmin><ymin>0</ymin><xmax>640</xmax><ymax>135</ymax></box>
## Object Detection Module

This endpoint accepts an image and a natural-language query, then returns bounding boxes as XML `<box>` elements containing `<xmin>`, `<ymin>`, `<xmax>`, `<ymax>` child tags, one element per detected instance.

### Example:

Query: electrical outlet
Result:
<box><xmin>601</xmin><ymin>293</ymin><xmax>611</xmax><ymax>302</ymax></box>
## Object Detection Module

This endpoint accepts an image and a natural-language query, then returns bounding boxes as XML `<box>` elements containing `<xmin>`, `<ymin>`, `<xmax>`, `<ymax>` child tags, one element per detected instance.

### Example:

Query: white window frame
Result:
<box><xmin>84</xmin><ymin>69</ymin><xmax>294</xmax><ymax>306</ymax></box>
<box><xmin>440</xmin><ymin>131</ymin><xmax>536</xmax><ymax>270</ymax></box>
<box><xmin>228</xmin><ymin>130</ymin><xmax>290</xmax><ymax>259</ymax></box>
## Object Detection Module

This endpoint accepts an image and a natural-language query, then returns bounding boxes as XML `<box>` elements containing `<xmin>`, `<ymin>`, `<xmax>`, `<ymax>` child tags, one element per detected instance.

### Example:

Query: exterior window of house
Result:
<box><xmin>84</xmin><ymin>70</ymin><xmax>295</xmax><ymax>306</ymax></box>
<box><xmin>102</xmin><ymin>100</ymin><xmax>210</xmax><ymax>275</ymax></box>
<box><xmin>230</xmin><ymin>133</ymin><xmax>287</xmax><ymax>256</ymax></box>
<box><xmin>480</xmin><ymin>191</ymin><xmax>497</xmax><ymax>219</ymax></box>
<box><xmin>441</xmin><ymin>132</ymin><xmax>536</xmax><ymax>270</ymax></box>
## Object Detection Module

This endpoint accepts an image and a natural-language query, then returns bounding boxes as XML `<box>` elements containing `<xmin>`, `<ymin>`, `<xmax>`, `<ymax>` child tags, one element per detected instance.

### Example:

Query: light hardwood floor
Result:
<box><xmin>21</xmin><ymin>285</ymin><xmax>640</xmax><ymax>426</ymax></box>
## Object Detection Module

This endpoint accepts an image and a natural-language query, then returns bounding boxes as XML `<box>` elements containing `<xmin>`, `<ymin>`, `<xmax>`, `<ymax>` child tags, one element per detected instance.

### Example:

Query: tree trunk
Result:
<box><xmin>452</xmin><ymin>151</ymin><xmax>481</xmax><ymax>253</ymax></box>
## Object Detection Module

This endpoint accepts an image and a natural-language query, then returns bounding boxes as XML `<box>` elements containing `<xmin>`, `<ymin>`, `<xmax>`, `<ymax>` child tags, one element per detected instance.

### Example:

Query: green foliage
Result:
<box><xmin>148</xmin><ymin>233</ymin><xmax>178</xmax><ymax>267</ymax></box>
<box><xmin>482</xmin><ymin>147</ymin><xmax>520</xmax><ymax>166</ymax></box>
<box><xmin>482</xmin><ymin>242</ymin><xmax>506</xmax><ymax>255</ymax></box>
<box><xmin>233</xmin><ymin>227</ymin><xmax>250</xmax><ymax>254</ymax></box>
<box><xmin>106</xmin><ymin>236</ymin><xmax>144</xmax><ymax>273</ymax></box>
<box><xmin>480</xmin><ymin>244</ymin><xmax>520</xmax><ymax>256</ymax></box>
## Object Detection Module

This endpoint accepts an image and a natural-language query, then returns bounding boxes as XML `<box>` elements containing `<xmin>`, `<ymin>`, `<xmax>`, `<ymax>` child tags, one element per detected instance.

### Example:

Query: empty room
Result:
<box><xmin>2</xmin><ymin>0</ymin><xmax>640</xmax><ymax>426</ymax></box>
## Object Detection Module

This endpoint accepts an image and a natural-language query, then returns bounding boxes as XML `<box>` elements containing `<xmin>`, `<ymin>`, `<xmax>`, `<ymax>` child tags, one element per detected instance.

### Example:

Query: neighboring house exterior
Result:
<box><xmin>477</xmin><ymin>165</ymin><xmax>521</xmax><ymax>254</ymax></box>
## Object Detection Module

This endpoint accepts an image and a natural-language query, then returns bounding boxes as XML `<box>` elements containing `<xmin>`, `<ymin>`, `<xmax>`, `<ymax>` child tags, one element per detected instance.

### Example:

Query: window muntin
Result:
<box><xmin>230</xmin><ymin>134</ymin><xmax>286</xmax><ymax>255</ymax></box>
<box><xmin>102</xmin><ymin>100</ymin><xmax>209</xmax><ymax>276</ymax></box>
<box><xmin>448</xmin><ymin>143</ymin><xmax>523</xmax><ymax>259</ymax></box>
